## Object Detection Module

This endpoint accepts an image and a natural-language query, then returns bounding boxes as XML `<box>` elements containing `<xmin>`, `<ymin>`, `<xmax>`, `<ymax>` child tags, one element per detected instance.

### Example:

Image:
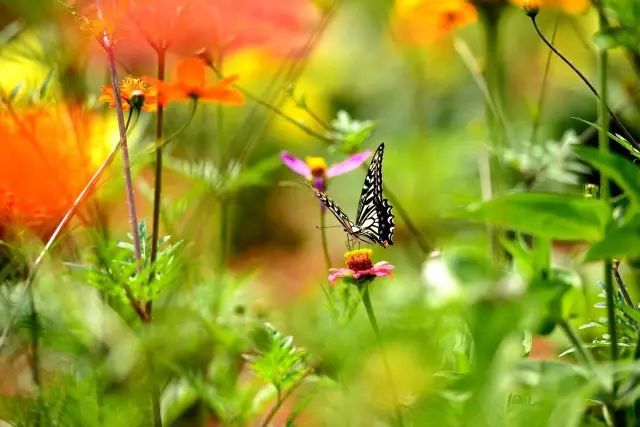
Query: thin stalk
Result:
<box><xmin>361</xmin><ymin>284</ymin><xmax>404</xmax><ymax>427</ymax></box>
<box><xmin>530</xmin><ymin>14</ymin><xmax>560</xmax><ymax>143</ymax></box>
<box><xmin>28</xmin><ymin>290</ymin><xmax>40</xmax><ymax>387</ymax></box>
<box><xmin>148</xmin><ymin>47</ymin><xmax>166</xmax><ymax>317</ymax></box>
<box><xmin>596</xmin><ymin>9</ymin><xmax>625</xmax><ymax>424</ymax></box>
<box><xmin>558</xmin><ymin>319</ymin><xmax>596</xmax><ymax>369</ymax></box>
<box><xmin>102</xmin><ymin>41</ymin><xmax>142</xmax><ymax>270</ymax></box>
<box><xmin>612</xmin><ymin>259</ymin><xmax>634</xmax><ymax>307</ymax></box>
<box><xmin>260</xmin><ymin>361</ymin><xmax>318</xmax><ymax>427</ymax></box>
<box><xmin>530</xmin><ymin>16</ymin><xmax>639</xmax><ymax>150</ymax></box>
<box><xmin>320</xmin><ymin>208</ymin><xmax>332</xmax><ymax>269</ymax></box>
<box><xmin>479</xmin><ymin>5</ymin><xmax>507</xmax><ymax>262</ymax></box>
<box><xmin>597</xmin><ymin>34</ymin><xmax>618</xmax><ymax>364</ymax></box>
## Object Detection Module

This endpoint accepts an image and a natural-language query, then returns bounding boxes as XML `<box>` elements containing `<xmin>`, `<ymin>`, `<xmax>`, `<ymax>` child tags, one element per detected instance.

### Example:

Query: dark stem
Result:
<box><xmin>612</xmin><ymin>259</ymin><xmax>634</xmax><ymax>307</ymax></box>
<box><xmin>28</xmin><ymin>285</ymin><xmax>42</xmax><ymax>426</ymax></box>
<box><xmin>383</xmin><ymin>185</ymin><xmax>431</xmax><ymax>256</ymax></box>
<box><xmin>361</xmin><ymin>284</ymin><xmax>404</xmax><ymax>427</ymax></box>
<box><xmin>103</xmin><ymin>42</ymin><xmax>143</xmax><ymax>270</ymax></box>
<box><xmin>530</xmin><ymin>16</ymin><xmax>639</xmax><ymax>150</ymax></box>
<box><xmin>148</xmin><ymin>47</ymin><xmax>167</xmax><ymax>320</ymax></box>
<box><xmin>530</xmin><ymin>14</ymin><xmax>560</xmax><ymax>143</ymax></box>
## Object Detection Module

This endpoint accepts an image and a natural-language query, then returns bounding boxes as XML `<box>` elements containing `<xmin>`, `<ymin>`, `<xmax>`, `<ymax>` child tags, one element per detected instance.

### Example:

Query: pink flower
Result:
<box><xmin>280</xmin><ymin>150</ymin><xmax>372</xmax><ymax>192</ymax></box>
<box><xmin>328</xmin><ymin>249</ymin><xmax>394</xmax><ymax>285</ymax></box>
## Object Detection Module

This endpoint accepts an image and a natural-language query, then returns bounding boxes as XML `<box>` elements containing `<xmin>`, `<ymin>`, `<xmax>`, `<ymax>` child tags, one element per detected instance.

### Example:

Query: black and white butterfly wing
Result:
<box><xmin>354</xmin><ymin>144</ymin><xmax>395</xmax><ymax>247</ymax></box>
<box><xmin>306</xmin><ymin>181</ymin><xmax>357</xmax><ymax>235</ymax></box>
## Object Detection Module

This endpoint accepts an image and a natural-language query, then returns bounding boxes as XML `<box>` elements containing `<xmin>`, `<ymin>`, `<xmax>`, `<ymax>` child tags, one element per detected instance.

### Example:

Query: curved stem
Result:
<box><xmin>361</xmin><ymin>284</ymin><xmax>404</xmax><ymax>427</ymax></box>
<box><xmin>531</xmin><ymin>16</ymin><xmax>639</xmax><ymax>150</ymax></box>
<box><xmin>530</xmin><ymin>14</ymin><xmax>560</xmax><ymax>143</ymax></box>
<box><xmin>320</xmin><ymin>208</ymin><xmax>332</xmax><ymax>269</ymax></box>
<box><xmin>145</xmin><ymin>99</ymin><xmax>198</xmax><ymax>153</ymax></box>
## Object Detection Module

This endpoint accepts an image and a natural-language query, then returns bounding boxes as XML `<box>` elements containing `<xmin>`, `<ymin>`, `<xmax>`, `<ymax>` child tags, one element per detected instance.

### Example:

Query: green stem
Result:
<box><xmin>361</xmin><ymin>284</ymin><xmax>404</xmax><ymax>427</ymax></box>
<box><xmin>596</xmin><ymin>8</ymin><xmax>626</xmax><ymax>425</ymax></box>
<box><xmin>320</xmin><ymin>208</ymin><xmax>332</xmax><ymax>269</ymax></box>
<box><xmin>558</xmin><ymin>319</ymin><xmax>595</xmax><ymax>369</ymax></box>
<box><xmin>598</xmin><ymin>32</ymin><xmax>618</xmax><ymax>364</ymax></box>
<box><xmin>480</xmin><ymin>5</ymin><xmax>506</xmax><ymax>260</ymax></box>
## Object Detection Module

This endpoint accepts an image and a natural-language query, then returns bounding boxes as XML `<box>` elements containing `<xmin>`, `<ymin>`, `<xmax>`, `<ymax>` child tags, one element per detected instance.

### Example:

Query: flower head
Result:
<box><xmin>392</xmin><ymin>0</ymin><xmax>477</xmax><ymax>46</ymax></box>
<box><xmin>100</xmin><ymin>76</ymin><xmax>158</xmax><ymax>111</ymax></box>
<box><xmin>280</xmin><ymin>150</ymin><xmax>372</xmax><ymax>192</ymax></box>
<box><xmin>329</xmin><ymin>249</ymin><xmax>394</xmax><ymax>285</ymax></box>
<box><xmin>148</xmin><ymin>58</ymin><xmax>245</xmax><ymax>105</ymax></box>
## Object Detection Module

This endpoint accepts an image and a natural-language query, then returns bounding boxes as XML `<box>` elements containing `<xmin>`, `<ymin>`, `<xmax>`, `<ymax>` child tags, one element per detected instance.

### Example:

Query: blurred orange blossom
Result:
<box><xmin>0</xmin><ymin>104</ymin><xmax>111</xmax><ymax>238</ymax></box>
<box><xmin>146</xmin><ymin>58</ymin><xmax>245</xmax><ymax>104</ymax></box>
<box><xmin>392</xmin><ymin>0</ymin><xmax>478</xmax><ymax>46</ymax></box>
<box><xmin>73</xmin><ymin>0</ymin><xmax>321</xmax><ymax>61</ymax></box>
<box><xmin>509</xmin><ymin>0</ymin><xmax>588</xmax><ymax>14</ymax></box>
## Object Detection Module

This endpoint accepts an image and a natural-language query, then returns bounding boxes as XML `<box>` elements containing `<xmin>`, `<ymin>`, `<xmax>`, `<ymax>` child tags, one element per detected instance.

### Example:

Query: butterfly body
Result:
<box><xmin>307</xmin><ymin>143</ymin><xmax>395</xmax><ymax>248</ymax></box>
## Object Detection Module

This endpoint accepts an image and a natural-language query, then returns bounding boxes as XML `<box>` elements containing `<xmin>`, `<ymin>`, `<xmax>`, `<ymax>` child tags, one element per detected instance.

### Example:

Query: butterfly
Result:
<box><xmin>307</xmin><ymin>143</ymin><xmax>394</xmax><ymax>247</ymax></box>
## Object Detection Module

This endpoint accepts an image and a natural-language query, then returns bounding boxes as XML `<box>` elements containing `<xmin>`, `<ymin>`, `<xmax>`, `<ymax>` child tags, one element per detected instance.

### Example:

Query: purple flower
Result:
<box><xmin>280</xmin><ymin>150</ymin><xmax>372</xmax><ymax>192</ymax></box>
<box><xmin>328</xmin><ymin>249</ymin><xmax>394</xmax><ymax>285</ymax></box>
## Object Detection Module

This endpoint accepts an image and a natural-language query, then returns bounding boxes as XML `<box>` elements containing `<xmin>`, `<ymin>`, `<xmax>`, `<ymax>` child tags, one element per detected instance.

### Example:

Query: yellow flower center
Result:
<box><xmin>305</xmin><ymin>156</ymin><xmax>327</xmax><ymax>177</ymax></box>
<box><xmin>345</xmin><ymin>249</ymin><xmax>374</xmax><ymax>272</ymax></box>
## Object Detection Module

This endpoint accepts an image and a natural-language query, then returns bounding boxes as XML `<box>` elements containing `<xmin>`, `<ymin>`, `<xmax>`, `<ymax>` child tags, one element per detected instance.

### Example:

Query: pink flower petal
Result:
<box><xmin>328</xmin><ymin>268</ymin><xmax>351</xmax><ymax>285</ymax></box>
<box><xmin>326</xmin><ymin>150</ymin><xmax>372</xmax><ymax>178</ymax></box>
<box><xmin>280</xmin><ymin>151</ymin><xmax>311</xmax><ymax>177</ymax></box>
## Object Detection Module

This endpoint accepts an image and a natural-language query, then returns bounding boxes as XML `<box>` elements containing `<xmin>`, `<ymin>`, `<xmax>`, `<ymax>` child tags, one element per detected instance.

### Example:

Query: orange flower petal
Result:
<box><xmin>199</xmin><ymin>85</ymin><xmax>245</xmax><ymax>105</ymax></box>
<box><xmin>176</xmin><ymin>58</ymin><xmax>207</xmax><ymax>89</ymax></box>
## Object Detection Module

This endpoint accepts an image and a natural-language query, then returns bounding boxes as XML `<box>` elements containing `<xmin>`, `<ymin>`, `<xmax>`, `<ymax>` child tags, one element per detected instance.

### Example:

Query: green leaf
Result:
<box><xmin>585</xmin><ymin>215</ymin><xmax>640</xmax><ymax>261</ymax></box>
<box><xmin>575</xmin><ymin>146</ymin><xmax>640</xmax><ymax>209</ymax></box>
<box><xmin>461</xmin><ymin>193</ymin><xmax>609</xmax><ymax>241</ymax></box>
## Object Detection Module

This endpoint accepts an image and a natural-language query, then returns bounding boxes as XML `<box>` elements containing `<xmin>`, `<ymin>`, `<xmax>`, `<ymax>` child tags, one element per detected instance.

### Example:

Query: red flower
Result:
<box><xmin>147</xmin><ymin>58</ymin><xmax>245</xmax><ymax>104</ymax></box>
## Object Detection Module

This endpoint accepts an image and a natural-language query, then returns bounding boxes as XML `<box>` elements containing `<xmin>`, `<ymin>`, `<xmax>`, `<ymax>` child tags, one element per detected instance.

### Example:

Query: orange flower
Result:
<box><xmin>0</xmin><ymin>105</ymin><xmax>110</xmax><ymax>238</ymax></box>
<box><xmin>510</xmin><ymin>0</ymin><xmax>588</xmax><ymax>14</ymax></box>
<box><xmin>148</xmin><ymin>58</ymin><xmax>245</xmax><ymax>104</ymax></box>
<box><xmin>392</xmin><ymin>0</ymin><xmax>478</xmax><ymax>46</ymax></box>
<box><xmin>100</xmin><ymin>76</ymin><xmax>158</xmax><ymax>112</ymax></box>
<box><xmin>72</xmin><ymin>0</ymin><xmax>320</xmax><ymax>63</ymax></box>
